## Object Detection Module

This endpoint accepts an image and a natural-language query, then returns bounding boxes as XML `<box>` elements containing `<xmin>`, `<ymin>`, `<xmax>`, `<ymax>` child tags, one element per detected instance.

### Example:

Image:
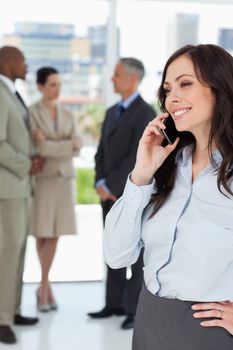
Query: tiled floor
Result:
<box><xmin>2</xmin><ymin>282</ymin><xmax>133</xmax><ymax>350</ymax></box>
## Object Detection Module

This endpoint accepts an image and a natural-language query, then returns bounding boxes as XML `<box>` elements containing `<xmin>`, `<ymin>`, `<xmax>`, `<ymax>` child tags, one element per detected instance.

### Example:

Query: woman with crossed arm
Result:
<box><xmin>29</xmin><ymin>67</ymin><xmax>82</xmax><ymax>312</ymax></box>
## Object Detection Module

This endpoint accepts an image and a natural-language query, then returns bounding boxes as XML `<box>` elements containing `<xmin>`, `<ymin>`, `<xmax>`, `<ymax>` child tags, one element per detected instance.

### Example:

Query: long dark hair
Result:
<box><xmin>151</xmin><ymin>44</ymin><xmax>233</xmax><ymax>216</ymax></box>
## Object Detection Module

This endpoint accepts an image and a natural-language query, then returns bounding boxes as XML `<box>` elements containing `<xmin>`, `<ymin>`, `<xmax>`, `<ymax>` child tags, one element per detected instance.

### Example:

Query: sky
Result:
<box><xmin>1</xmin><ymin>0</ymin><xmax>233</xmax><ymax>101</ymax></box>
<box><xmin>2</xmin><ymin>1</ymin><xmax>233</xmax><ymax>58</ymax></box>
<box><xmin>0</xmin><ymin>0</ymin><xmax>109</xmax><ymax>36</ymax></box>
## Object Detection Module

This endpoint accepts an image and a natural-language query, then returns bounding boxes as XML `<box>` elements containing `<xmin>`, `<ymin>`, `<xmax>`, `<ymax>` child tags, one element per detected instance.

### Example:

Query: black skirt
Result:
<box><xmin>133</xmin><ymin>284</ymin><xmax>233</xmax><ymax>350</ymax></box>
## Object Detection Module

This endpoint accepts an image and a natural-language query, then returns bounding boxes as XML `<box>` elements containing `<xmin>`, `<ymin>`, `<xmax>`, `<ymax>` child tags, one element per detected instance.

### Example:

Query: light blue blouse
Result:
<box><xmin>104</xmin><ymin>146</ymin><xmax>233</xmax><ymax>301</ymax></box>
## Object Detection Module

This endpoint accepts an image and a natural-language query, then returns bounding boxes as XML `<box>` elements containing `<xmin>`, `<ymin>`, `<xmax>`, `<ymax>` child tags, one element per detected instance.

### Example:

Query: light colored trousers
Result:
<box><xmin>0</xmin><ymin>198</ymin><xmax>30</xmax><ymax>325</ymax></box>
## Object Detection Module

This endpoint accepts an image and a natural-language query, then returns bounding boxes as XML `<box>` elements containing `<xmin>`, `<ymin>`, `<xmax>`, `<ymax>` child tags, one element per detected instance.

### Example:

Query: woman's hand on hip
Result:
<box><xmin>192</xmin><ymin>301</ymin><xmax>233</xmax><ymax>335</ymax></box>
<box><xmin>131</xmin><ymin>113</ymin><xmax>179</xmax><ymax>186</ymax></box>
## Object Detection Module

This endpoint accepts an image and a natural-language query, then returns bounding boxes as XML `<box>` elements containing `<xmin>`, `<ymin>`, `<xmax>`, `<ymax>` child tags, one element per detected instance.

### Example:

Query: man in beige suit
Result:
<box><xmin>0</xmin><ymin>46</ymin><xmax>43</xmax><ymax>344</ymax></box>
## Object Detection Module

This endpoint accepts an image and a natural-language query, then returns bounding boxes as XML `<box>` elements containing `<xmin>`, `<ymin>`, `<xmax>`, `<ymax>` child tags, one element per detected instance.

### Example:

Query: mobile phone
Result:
<box><xmin>160</xmin><ymin>115</ymin><xmax>179</xmax><ymax>144</ymax></box>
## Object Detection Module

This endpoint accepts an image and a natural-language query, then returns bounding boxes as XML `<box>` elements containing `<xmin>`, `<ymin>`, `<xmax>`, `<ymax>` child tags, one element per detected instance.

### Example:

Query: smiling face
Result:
<box><xmin>163</xmin><ymin>55</ymin><xmax>215</xmax><ymax>138</ymax></box>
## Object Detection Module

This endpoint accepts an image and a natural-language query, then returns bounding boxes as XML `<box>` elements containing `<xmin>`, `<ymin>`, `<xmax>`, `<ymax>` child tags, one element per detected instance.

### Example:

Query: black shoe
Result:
<box><xmin>121</xmin><ymin>315</ymin><xmax>135</xmax><ymax>330</ymax></box>
<box><xmin>0</xmin><ymin>325</ymin><xmax>17</xmax><ymax>344</ymax></box>
<box><xmin>88</xmin><ymin>306</ymin><xmax>125</xmax><ymax>318</ymax></box>
<box><xmin>14</xmin><ymin>314</ymin><xmax>39</xmax><ymax>326</ymax></box>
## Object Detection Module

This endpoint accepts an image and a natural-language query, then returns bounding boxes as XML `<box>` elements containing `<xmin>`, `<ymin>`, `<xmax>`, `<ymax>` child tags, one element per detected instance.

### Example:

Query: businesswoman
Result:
<box><xmin>29</xmin><ymin>67</ymin><xmax>82</xmax><ymax>312</ymax></box>
<box><xmin>104</xmin><ymin>44</ymin><xmax>233</xmax><ymax>349</ymax></box>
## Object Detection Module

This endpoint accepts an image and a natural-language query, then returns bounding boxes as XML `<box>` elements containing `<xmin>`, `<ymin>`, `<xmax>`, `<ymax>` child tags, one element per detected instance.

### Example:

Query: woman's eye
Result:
<box><xmin>180</xmin><ymin>81</ymin><xmax>192</xmax><ymax>88</ymax></box>
<box><xmin>164</xmin><ymin>88</ymin><xmax>171</xmax><ymax>96</ymax></box>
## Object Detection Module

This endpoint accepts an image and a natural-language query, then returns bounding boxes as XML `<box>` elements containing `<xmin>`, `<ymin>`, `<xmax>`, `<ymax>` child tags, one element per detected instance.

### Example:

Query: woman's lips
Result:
<box><xmin>172</xmin><ymin>108</ymin><xmax>191</xmax><ymax>119</ymax></box>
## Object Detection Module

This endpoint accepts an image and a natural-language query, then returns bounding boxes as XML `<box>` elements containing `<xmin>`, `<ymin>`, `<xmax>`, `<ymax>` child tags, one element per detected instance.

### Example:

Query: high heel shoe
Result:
<box><xmin>48</xmin><ymin>284</ymin><xmax>58</xmax><ymax>310</ymax></box>
<box><xmin>49</xmin><ymin>302</ymin><xmax>58</xmax><ymax>311</ymax></box>
<box><xmin>36</xmin><ymin>289</ymin><xmax>50</xmax><ymax>313</ymax></box>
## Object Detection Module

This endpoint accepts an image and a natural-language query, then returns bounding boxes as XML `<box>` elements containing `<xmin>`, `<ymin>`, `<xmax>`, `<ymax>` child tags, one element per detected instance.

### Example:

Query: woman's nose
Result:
<box><xmin>167</xmin><ymin>89</ymin><xmax>182</xmax><ymax>103</ymax></box>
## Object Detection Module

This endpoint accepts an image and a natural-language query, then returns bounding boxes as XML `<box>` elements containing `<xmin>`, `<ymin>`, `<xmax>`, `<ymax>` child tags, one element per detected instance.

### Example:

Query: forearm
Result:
<box><xmin>131</xmin><ymin>166</ymin><xmax>154</xmax><ymax>186</ymax></box>
<box><xmin>36</xmin><ymin>139</ymin><xmax>74</xmax><ymax>158</ymax></box>
<box><xmin>103</xmin><ymin>176</ymin><xmax>154</xmax><ymax>268</ymax></box>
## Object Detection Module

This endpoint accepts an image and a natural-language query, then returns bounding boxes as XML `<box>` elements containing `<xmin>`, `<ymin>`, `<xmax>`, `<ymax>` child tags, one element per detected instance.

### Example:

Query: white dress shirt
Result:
<box><xmin>104</xmin><ymin>146</ymin><xmax>233</xmax><ymax>301</ymax></box>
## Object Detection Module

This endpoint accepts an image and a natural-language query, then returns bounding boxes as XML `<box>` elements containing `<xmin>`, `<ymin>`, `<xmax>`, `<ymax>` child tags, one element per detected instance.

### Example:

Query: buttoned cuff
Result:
<box><xmin>122</xmin><ymin>174</ymin><xmax>155</xmax><ymax>210</ymax></box>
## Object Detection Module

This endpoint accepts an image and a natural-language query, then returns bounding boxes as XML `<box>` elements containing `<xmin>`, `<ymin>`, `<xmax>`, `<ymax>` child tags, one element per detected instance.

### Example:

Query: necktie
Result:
<box><xmin>15</xmin><ymin>91</ymin><xmax>27</xmax><ymax>109</ymax></box>
<box><xmin>15</xmin><ymin>91</ymin><xmax>29</xmax><ymax>129</ymax></box>
<box><xmin>118</xmin><ymin>104</ymin><xmax>126</xmax><ymax>118</ymax></box>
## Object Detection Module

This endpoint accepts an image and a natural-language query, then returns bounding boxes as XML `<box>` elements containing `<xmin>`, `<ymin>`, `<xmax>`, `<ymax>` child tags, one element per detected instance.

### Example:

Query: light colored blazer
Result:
<box><xmin>0</xmin><ymin>80</ymin><xmax>31</xmax><ymax>199</ymax></box>
<box><xmin>29</xmin><ymin>100</ymin><xmax>81</xmax><ymax>179</ymax></box>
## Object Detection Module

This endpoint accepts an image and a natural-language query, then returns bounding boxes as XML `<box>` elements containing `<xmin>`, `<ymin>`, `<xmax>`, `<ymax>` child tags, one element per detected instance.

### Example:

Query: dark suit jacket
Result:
<box><xmin>95</xmin><ymin>95</ymin><xmax>155</xmax><ymax>198</ymax></box>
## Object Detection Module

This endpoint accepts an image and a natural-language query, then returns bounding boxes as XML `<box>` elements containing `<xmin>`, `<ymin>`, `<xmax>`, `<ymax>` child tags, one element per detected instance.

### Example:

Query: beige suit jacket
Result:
<box><xmin>0</xmin><ymin>80</ymin><xmax>31</xmax><ymax>199</ymax></box>
<box><xmin>29</xmin><ymin>100</ymin><xmax>81</xmax><ymax>179</ymax></box>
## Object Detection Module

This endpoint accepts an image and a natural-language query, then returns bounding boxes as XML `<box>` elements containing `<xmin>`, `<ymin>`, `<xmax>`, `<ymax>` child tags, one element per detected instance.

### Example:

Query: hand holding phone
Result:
<box><xmin>131</xmin><ymin>113</ymin><xmax>180</xmax><ymax>186</ymax></box>
<box><xmin>160</xmin><ymin>115</ymin><xmax>179</xmax><ymax>144</ymax></box>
